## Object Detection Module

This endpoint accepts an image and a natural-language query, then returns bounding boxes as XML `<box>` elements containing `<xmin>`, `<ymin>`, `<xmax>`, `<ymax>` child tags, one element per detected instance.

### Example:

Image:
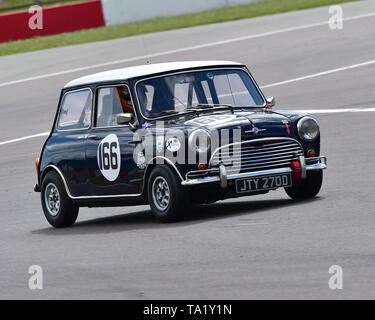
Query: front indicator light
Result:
<box><xmin>198</xmin><ymin>163</ymin><xmax>207</xmax><ymax>170</ymax></box>
<box><xmin>307</xmin><ymin>149</ymin><xmax>316</xmax><ymax>157</ymax></box>
<box><xmin>35</xmin><ymin>158</ymin><xmax>40</xmax><ymax>174</ymax></box>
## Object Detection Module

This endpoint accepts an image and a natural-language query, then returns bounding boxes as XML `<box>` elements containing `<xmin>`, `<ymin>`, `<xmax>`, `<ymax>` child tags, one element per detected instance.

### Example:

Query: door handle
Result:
<box><xmin>87</xmin><ymin>134</ymin><xmax>101</xmax><ymax>141</ymax></box>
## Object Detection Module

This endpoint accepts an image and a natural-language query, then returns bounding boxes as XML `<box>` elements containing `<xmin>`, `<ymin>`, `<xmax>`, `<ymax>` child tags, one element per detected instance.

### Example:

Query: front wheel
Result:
<box><xmin>285</xmin><ymin>170</ymin><xmax>323</xmax><ymax>200</ymax></box>
<box><xmin>147</xmin><ymin>165</ymin><xmax>188</xmax><ymax>222</ymax></box>
<box><xmin>41</xmin><ymin>171</ymin><xmax>79</xmax><ymax>228</ymax></box>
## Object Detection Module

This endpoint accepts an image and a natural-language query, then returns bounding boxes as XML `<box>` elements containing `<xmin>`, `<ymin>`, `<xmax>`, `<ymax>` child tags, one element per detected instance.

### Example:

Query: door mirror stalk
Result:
<box><xmin>116</xmin><ymin>113</ymin><xmax>133</xmax><ymax>125</ymax></box>
<box><xmin>266</xmin><ymin>96</ymin><xmax>275</xmax><ymax>108</ymax></box>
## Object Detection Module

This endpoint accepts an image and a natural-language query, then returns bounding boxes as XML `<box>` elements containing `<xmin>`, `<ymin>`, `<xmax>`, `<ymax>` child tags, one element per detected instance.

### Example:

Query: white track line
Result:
<box><xmin>260</xmin><ymin>59</ymin><xmax>375</xmax><ymax>88</ymax></box>
<box><xmin>0</xmin><ymin>132</ymin><xmax>49</xmax><ymax>146</ymax></box>
<box><xmin>1</xmin><ymin>107</ymin><xmax>375</xmax><ymax>146</ymax></box>
<box><xmin>292</xmin><ymin>108</ymin><xmax>375</xmax><ymax>114</ymax></box>
<box><xmin>1</xmin><ymin>11</ymin><xmax>375</xmax><ymax>88</ymax></box>
<box><xmin>232</xmin><ymin>222</ymin><xmax>270</xmax><ymax>227</ymax></box>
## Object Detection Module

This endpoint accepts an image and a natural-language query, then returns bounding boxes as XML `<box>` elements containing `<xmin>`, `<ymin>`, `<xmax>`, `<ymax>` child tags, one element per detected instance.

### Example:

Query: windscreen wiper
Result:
<box><xmin>239</xmin><ymin>105</ymin><xmax>264</xmax><ymax>109</ymax></box>
<box><xmin>148</xmin><ymin>110</ymin><xmax>179</xmax><ymax>118</ymax></box>
<box><xmin>190</xmin><ymin>104</ymin><xmax>214</xmax><ymax>109</ymax></box>
<box><xmin>189</xmin><ymin>104</ymin><xmax>235</xmax><ymax>113</ymax></box>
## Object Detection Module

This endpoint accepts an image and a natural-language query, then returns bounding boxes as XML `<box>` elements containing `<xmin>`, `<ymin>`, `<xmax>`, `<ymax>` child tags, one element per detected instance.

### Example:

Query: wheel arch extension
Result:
<box><xmin>40</xmin><ymin>165</ymin><xmax>59</xmax><ymax>183</ymax></box>
<box><xmin>40</xmin><ymin>165</ymin><xmax>74</xmax><ymax>198</ymax></box>
<box><xmin>142</xmin><ymin>156</ymin><xmax>184</xmax><ymax>197</ymax></box>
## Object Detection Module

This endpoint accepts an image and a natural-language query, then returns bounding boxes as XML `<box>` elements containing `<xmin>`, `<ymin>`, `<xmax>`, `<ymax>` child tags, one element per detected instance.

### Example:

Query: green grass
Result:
<box><xmin>0</xmin><ymin>0</ymin><xmax>360</xmax><ymax>56</ymax></box>
<box><xmin>0</xmin><ymin>0</ymin><xmax>35</xmax><ymax>9</ymax></box>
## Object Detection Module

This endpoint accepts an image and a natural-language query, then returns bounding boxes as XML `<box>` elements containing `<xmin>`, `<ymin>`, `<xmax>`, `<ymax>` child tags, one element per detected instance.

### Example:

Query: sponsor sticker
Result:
<box><xmin>137</xmin><ymin>151</ymin><xmax>147</xmax><ymax>169</ymax></box>
<box><xmin>166</xmin><ymin>137</ymin><xmax>181</xmax><ymax>152</ymax></box>
<box><xmin>142</xmin><ymin>122</ymin><xmax>152</xmax><ymax>129</ymax></box>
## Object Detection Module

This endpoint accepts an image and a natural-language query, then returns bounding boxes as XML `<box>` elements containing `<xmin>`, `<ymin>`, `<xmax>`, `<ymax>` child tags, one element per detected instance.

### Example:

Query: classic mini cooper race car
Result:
<box><xmin>35</xmin><ymin>61</ymin><xmax>327</xmax><ymax>227</ymax></box>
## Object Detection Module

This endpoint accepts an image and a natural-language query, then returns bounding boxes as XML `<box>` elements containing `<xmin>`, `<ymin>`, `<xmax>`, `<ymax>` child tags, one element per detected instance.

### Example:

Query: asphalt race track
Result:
<box><xmin>1</xmin><ymin>1</ymin><xmax>375</xmax><ymax>299</ymax></box>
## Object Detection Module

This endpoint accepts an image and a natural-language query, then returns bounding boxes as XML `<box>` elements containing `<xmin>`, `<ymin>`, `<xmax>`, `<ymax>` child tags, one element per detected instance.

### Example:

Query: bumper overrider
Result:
<box><xmin>182</xmin><ymin>156</ymin><xmax>327</xmax><ymax>188</ymax></box>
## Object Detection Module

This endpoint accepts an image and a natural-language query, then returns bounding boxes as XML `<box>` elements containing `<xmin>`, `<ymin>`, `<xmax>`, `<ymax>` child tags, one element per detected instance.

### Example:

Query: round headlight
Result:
<box><xmin>297</xmin><ymin>116</ymin><xmax>320</xmax><ymax>142</ymax></box>
<box><xmin>188</xmin><ymin>129</ymin><xmax>211</xmax><ymax>153</ymax></box>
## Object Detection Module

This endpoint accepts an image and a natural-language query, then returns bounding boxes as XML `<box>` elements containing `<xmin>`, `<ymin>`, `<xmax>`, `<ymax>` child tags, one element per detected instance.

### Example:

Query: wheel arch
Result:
<box><xmin>40</xmin><ymin>165</ymin><xmax>73</xmax><ymax>198</ymax></box>
<box><xmin>142</xmin><ymin>156</ymin><xmax>184</xmax><ymax>198</ymax></box>
<box><xmin>40</xmin><ymin>165</ymin><xmax>57</xmax><ymax>183</ymax></box>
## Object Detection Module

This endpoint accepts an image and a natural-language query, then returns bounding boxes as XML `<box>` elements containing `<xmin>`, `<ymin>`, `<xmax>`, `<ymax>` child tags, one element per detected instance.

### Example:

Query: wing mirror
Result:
<box><xmin>266</xmin><ymin>96</ymin><xmax>275</xmax><ymax>108</ymax></box>
<box><xmin>116</xmin><ymin>113</ymin><xmax>133</xmax><ymax>125</ymax></box>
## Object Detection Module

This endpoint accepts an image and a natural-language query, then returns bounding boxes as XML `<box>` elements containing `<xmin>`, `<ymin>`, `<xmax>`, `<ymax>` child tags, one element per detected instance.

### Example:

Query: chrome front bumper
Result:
<box><xmin>181</xmin><ymin>156</ymin><xmax>327</xmax><ymax>187</ymax></box>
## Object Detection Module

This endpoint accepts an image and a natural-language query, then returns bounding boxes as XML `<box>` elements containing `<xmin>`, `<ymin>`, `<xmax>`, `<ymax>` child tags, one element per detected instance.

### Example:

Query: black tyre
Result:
<box><xmin>41</xmin><ymin>171</ymin><xmax>79</xmax><ymax>228</ymax></box>
<box><xmin>285</xmin><ymin>170</ymin><xmax>323</xmax><ymax>200</ymax></box>
<box><xmin>147</xmin><ymin>165</ymin><xmax>188</xmax><ymax>222</ymax></box>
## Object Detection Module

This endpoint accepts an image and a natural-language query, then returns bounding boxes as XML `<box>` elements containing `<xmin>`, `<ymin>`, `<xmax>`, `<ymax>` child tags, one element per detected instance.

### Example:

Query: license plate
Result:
<box><xmin>235</xmin><ymin>174</ymin><xmax>292</xmax><ymax>193</ymax></box>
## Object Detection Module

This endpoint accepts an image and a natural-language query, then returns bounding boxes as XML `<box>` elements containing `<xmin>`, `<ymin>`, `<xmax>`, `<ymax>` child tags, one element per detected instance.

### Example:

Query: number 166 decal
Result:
<box><xmin>97</xmin><ymin>134</ymin><xmax>121</xmax><ymax>181</ymax></box>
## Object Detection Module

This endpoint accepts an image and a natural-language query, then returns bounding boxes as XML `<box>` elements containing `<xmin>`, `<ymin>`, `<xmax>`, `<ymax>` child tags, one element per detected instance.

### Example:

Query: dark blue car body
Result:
<box><xmin>35</xmin><ymin>61</ymin><xmax>327</xmax><ymax>227</ymax></box>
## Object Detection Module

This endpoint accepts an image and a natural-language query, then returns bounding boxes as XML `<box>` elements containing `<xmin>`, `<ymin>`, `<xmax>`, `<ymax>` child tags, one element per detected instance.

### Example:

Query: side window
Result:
<box><xmin>96</xmin><ymin>85</ymin><xmax>134</xmax><ymax>127</ymax></box>
<box><xmin>57</xmin><ymin>89</ymin><xmax>92</xmax><ymax>130</ymax></box>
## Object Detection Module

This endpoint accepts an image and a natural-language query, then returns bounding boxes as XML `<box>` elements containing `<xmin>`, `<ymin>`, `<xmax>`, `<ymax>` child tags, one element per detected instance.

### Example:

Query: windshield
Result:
<box><xmin>136</xmin><ymin>69</ymin><xmax>265</xmax><ymax>118</ymax></box>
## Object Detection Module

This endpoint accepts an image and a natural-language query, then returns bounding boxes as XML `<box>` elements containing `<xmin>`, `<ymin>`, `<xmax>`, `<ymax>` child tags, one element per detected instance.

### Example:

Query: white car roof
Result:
<box><xmin>64</xmin><ymin>61</ymin><xmax>242</xmax><ymax>88</ymax></box>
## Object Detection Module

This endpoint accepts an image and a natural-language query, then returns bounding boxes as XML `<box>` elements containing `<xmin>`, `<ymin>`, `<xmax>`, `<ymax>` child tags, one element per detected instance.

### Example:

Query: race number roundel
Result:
<box><xmin>97</xmin><ymin>134</ymin><xmax>121</xmax><ymax>182</ymax></box>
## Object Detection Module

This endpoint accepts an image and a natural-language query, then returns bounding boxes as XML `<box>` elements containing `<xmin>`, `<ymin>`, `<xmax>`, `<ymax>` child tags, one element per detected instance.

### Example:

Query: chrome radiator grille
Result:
<box><xmin>210</xmin><ymin>138</ymin><xmax>304</xmax><ymax>174</ymax></box>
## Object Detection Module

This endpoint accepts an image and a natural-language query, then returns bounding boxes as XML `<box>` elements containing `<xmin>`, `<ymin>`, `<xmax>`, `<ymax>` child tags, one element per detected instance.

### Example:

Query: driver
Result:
<box><xmin>117</xmin><ymin>86</ymin><xmax>134</xmax><ymax>113</ymax></box>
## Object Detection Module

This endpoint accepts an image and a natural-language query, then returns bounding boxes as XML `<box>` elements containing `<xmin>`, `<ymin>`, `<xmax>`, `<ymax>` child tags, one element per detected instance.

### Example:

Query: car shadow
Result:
<box><xmin>31</xmin><ymin>196</ymin><xmax>322</xmax><ymax>236</ymax></box>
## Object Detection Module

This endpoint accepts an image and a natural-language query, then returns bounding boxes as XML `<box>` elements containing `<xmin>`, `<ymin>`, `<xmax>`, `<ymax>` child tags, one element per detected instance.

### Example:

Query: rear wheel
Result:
<box><xmin>147</xmin><ymin>166</ymin><xmax>188</xmax><ymax>222</ymax></box>
<box><xmin>285</xmin><ymin>170</ymin><xmax>323</xmax><ymax>200</ymax></box>
<box><xmin>41</xmin><ymin>171</ymin><xmax>79</xmax><ymax>228</ymax></box>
